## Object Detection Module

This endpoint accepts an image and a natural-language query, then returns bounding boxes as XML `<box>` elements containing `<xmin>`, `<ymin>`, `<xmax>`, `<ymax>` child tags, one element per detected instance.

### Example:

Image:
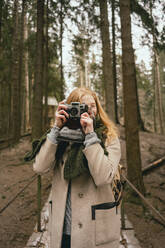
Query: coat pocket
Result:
<box><xmin>94</xmin><ymin>206</ymin><xmax>120</xmax><ymax>246</ymax></box>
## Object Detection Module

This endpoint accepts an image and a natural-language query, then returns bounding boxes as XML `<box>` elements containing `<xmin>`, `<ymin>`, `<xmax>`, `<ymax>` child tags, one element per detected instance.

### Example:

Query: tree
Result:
<box><xmin>24</xmin><ymin>12</ymin><xmax>30</xmax><ymax>132</ymax></box>
<box><xmin>19</xmin><ymin>0</ymin><xmax>27</xmax><ymax>134</ymax></box>
<box><xmin>119</xmin><ymin>0</ymin><xmax>145</xmax><ymax>194</ymax></box>
<box><xmin>59</xmin><ymin>0</ymin><xmax>65</xmax><ymax>100</ymax></box>
<box><xmin>111</xmin><ymin>0</ymin><xmax>119</xmax><ymax>124</ymax></box>
<box><xmin>43</xmin><ymin>0</ymin><xmax>49</xmax><ymax>131</ymax></box>
<box><xmin>72</xmin><ymin>33</ymin><xmax>91</xmax><ymax>88</ymax></box>
<box><xmin>0</xmin><ymin>0</ymin><xmax>3</xmax><ymax>49</ymax></box>
<box><xmin>11</xmin><ymin>0</ymin><xmax>21</xmax><ymax>142</ymax></box>
<box><xmin>99</xmin><ymin>0</ymin><xmax>116</xmax><ymax>122</ymax></box>
<box><xmin>149</xmin><ymin>1</ymin><xmax>165</xmax><ymax>135</ymax></box>
<box><xmin>32</xmin><ymin>0</ymin><xmax>44</xmax><ymax>139</ymax></box>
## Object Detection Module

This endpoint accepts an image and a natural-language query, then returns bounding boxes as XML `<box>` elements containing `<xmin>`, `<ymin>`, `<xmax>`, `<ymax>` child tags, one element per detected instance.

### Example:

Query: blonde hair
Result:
<box><xmin>66</xmin><ymin>87</ymin><xmax>119</xmax><ymax>143</ymax></box>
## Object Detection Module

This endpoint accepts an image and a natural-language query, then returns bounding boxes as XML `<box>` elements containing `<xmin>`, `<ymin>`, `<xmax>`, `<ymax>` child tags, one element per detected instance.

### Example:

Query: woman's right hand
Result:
<box><xmin>54</xmin><ymin>100</ymin><xmax>69</xmax><ymax>129</ymax></box>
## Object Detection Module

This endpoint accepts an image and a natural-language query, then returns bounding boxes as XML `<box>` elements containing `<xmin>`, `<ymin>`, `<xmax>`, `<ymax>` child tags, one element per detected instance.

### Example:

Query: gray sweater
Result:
<box><xmin>47</xmin><ymin>126</ymin><xmax>101</xmax><ymax>235</ymax></box>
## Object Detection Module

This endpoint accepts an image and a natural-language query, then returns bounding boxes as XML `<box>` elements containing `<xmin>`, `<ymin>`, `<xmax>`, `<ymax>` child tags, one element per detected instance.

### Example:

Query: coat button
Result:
<box><xmin>78</xmin><ymin>193</ymin><xmax>84</xmax><ymax>198</ymax></box>
<box><xmin>78</xmin><ymin>222</ymin><xmax>83</xmax><ymax>228</ymax></box>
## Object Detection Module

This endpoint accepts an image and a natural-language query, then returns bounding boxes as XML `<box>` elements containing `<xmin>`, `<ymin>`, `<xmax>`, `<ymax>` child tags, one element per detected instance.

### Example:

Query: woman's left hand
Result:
<box><xmin>80</xmin><ymin>112</ymin><xmax>94</xmax><ymax>134</ymax></box>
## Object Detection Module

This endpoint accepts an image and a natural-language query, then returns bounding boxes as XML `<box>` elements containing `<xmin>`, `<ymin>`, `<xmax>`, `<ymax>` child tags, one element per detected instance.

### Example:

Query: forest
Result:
<box><xmin>0</xmin><ymin>0</ymin><xmax>165</xmax><ymax>248</ymax></box>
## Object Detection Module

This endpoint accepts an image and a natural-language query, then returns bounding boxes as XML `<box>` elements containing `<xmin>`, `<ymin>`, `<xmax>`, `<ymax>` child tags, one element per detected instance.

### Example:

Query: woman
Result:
<box><xmin>33</xmin><ymin>87</ymin><xmax>121</xmax><ymax>248</ymax></box>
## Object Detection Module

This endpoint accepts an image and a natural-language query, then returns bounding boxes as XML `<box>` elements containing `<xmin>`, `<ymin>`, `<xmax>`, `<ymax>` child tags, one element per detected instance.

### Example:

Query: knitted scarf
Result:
<box><xmin>24</xmin><ymin>116</ymin><xmax>108</xmax><ymax>180</ymax></box>
<box><xmin>55</xmin><ymin>116</ymin><xmax>108</xmax><ymax>180</ymax></box>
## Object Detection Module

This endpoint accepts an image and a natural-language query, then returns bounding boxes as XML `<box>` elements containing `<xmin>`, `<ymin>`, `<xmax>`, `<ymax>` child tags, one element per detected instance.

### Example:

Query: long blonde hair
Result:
<box><xmin>66</xmin><ymin>87</ymin><xmax>119</xmax><ymax>143</ymax></box>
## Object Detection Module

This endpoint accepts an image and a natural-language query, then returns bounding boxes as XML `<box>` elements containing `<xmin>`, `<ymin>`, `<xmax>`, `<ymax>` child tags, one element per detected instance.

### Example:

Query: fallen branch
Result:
<box><xmin>142</xmin><ymin>155</ymin><xmax>165</xmax><ymax>174</ymax></box>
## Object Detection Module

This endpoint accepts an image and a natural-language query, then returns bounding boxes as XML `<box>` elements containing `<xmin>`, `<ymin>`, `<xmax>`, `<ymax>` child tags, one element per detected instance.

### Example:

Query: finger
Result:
<box><xmin>81</xmin><ymin>112</ymin><xmax>89</xmax><ymax>115</ymax></box>
<box><xmin>57</xmin><ymin>104</ymin><xmax>68</xmax><ymax>111</ymax></box>
<box><xmin>57</xmin><ymin>114</ymin><xmax>67</xmax><ymax>122</ymax></box>
<box><xmin>81</xmin><ymin>115</ymin><xmax>91</xmax><ymax>121</ymax></box>
<box><xmin>81</xmin><ymin>117</ymin><xmax>93</xmax><ymax>127</ymax></box>
<box><xmin>81</xmin><ymin>112</ymin><xmax>90</xmax><ymax>118</ymax></box>
<box><xmin>80</xmin><ymin>118</ymin><xmax>85</xmax><ymax>124</ymax></box>
<box><xmin>80</xmin><ymin>120</ymin><xmax>86</xmax><ymax>130</ymax></box>
<box><xmin>59</xmin><ymin>99</ymin><xmax>66</xmax><ymax>104</ymax></box>
<box><xmin>58</xmin><ymin>109</ymin><xmax>69</xmax><ymax>118</ymax></box>
<box><xmin>81</xmin><ymin>116</ymin><xmax>88</xmax><ymax>119</ymax></box>
<box><xmin>80</xmin><ymin>119</ymin><xmax>88</xmax><ymax>126</ymax></box>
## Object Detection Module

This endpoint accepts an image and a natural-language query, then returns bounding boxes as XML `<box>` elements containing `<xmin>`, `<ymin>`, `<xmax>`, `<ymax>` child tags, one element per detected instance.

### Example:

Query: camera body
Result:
<box><xmin>65</xmin><ymin>102</ymin><xmax>88</xmax><ymax>120</ymax></box>
<box><xmin>64</xmin><ymin>102</ymin><xmax>88</xmax><ymax>129</ymax></box>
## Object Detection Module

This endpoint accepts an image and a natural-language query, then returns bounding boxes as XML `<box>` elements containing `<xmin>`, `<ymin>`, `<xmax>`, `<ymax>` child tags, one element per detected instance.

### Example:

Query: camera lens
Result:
<box><xmin>70</xmin><ymin>107</ymin><xmax>78</xmax><ymax>116</ymax></box>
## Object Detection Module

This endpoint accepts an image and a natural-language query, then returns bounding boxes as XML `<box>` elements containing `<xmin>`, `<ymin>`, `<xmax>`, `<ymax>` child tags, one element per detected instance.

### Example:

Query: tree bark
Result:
<box><xmin>43</xmin><ymin>0</ymin><xmax>49</xmax><ymax>131</ymax></box>
<box><xmin>119</xmin><ymin>0</ymin><xmax>145</xmax><ymax>194</ymax></box>
<box><xmin>153</xmin><ymin>62</ymin><xmax>157</xmax><ymax>133</ymax></box>
<box><xmin>19</xmin><ymin>0</ymin><xmax>26</xmax><ymax>135</ymax></box>
<box><xmin>60</xmin><ymin>0</ymin><xmax>64</xmax><ymax>100</ymax></box>
<box><xmin>111</xmin><ymin>0</ymin><xmax>118</xmax><ymax>124</ymax></box>
<box><xmin>154</xmin><ymin>51</ymin><xmax>164</xmax><ymax>134</ymax></box>
<box><xmin>99</xmin><ymin>0</ymin><xmax>115</xmax><ymax>122</ymax></box>
<box><xmin>150</xmin><ymin>2</ymin><xmax>164</xmax><ymax>134</ymax></box>
<box><xmin>11</xmin><ymin>0</ymin><xmax>21</xmax><ymax>142</ymax></box>
<box><xmin>24</xmin><ymin>12</ymin><xmax>30</xmax><ymax>132</ymax></box>
<box><xmin>0</xmin><ymin>0</ymin><xmax>3</xmax><ymax>48</ymax></box>
<box><xmin>32</xmin><ymin>0</ymin><xmax>44</xmax><ymax>139</ymax></box>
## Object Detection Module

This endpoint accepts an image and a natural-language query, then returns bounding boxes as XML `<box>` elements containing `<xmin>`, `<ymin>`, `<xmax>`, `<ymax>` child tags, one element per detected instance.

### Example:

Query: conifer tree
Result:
<box><xmin>99</xmin><ymin>0</ymin><xmax>116</xmax><ymax>122</ymax></box>
<box><xmin>32</xmin><ymin>0</ymin><xmax>45</xmax><ymax>139</ymax></box>
<box><xmin>119</xmin><ymin>0</ymin><xmax>145</xmax><ymax>194</ymax></box>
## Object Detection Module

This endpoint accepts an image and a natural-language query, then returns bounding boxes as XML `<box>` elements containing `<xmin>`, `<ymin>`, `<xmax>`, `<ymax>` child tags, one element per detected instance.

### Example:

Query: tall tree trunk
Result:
<box><xmin>32</xmin><ymin>0</ymin><xmax>44</xmax><ymax>139</ymax></box>
<box><xmin>153</xmin><ymin>62</ymin><xmax>157</xmax><ymax>133</ymax></box>
<box><xmin>43</xmin><ymin>0</ymin><xmax>49</xmax><ymax>131</ymax></box>
<box><xmin>111</xmin><ymin>0</ymin><xmax>118</xmax><ymax>123</ymax></box>
<box><xmin>87</xmin><ymin>62</ymin><xmax>91</xmax><ymax>88</ymax></box>
<box><xmin>119</xmin><ymin>0</ymin><xmax>145</xmax><ymax>194</ymax></box>
<box><xmin>60</xmin><ymin>0</ymin><xmax>64</xmax><ymax>100</ymax></box>
<box><xmin>150</xmin><ymin>2</ymin><xmax>164</xmax><ymax>134</ymax></box>
<box><xmin>80</xmin><ymin>69</ymin><xmax>83</xmax><ymax>87</ymax></box>
<box><xmin>99</xmin><ymin>0</ymin><xmax>115</xmax><ymax>122</ymax></box>
<box><xmin>11</xmin><ymin>0</ymin><xmax>21</xmax><ymax>142</ymax></box>
<box><xmin>154</xmin><ymin>50</ymin><xmax>164</xmax><ymax>134</ymax></box>
<box><xmin>29</xmin><ymin>73</ymin><xmax>34</xmax><ymax>129</ymax></box>
<box><xmin>159</xmin><ymin>51</ymin><xmax>165</xmax><ymax>130</ymax></box>
<box><xmin>136</xmin><ymin>83</ymin><xmax>145</xmax><ymax>131</ymax></box>
<box><xmin>24</xmin><ymin>12</ymin><xmax>30</xmax><ymax>132</ymax></box>
<box><xmin>19</xmin><ymin>0</ymin><xmax>26</xmax><ymax>135</ymax></box>
<box><xmin>0</xmin><ymin>83</ymin><xmax>4</xmax><ymax>137</ymax></box>
<box><xmin>0</xmin><ymin>0</ymin><xmax>3</xmax><ymax>49</ymax></box>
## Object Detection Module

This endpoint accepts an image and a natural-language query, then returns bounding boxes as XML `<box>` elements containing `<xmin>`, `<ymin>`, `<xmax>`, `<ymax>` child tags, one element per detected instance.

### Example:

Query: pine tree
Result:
<box><xmin>99</xmin><ymin>0</ymin><xmax>116</xmax><ymax>122</ymax></box>
<box><xmin>119</xmin><ymin>0</ymin><xmax>145</xmax><ymax>194</ymax></box>
<box><xmin>11</xmin><ymin>0</ymin><xmax>21</xmax><ymax>142</ymax></box>
<box><xmin>32</xmin><ymin>0</ymin><xmax>44</xmax><ymax>139</ymax></box>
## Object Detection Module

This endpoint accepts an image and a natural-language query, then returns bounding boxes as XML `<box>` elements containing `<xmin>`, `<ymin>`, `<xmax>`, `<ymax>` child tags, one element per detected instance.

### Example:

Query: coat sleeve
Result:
<box><xmin>82</xmin><ymin>137</ymin><xmax>121</xmax><ymax>187</ymax></box>
<box><xmin>33</xmin><ymin>138</ymin><xmax>58</xmax><ymax>174</ymax></box>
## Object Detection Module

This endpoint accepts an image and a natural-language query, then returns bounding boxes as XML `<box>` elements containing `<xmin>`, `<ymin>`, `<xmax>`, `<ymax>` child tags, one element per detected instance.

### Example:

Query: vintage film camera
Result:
<box><xmin>64</xmin><ymin>102</ymin><xmax>88</xmax><ymax>129</ymax></box>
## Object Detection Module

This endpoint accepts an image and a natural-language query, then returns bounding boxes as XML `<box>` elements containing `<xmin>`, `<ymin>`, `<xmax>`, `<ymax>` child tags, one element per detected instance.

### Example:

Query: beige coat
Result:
<box><xmin>33</xmin><ymin>136</ymin><xmax>121</xmax><ymax>248</ymax></box>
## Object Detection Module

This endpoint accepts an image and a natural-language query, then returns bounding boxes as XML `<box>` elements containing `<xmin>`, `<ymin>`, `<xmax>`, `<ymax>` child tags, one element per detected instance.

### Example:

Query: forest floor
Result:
<box><xmin>0</xmin><ymin>125</ymin><xmax>165</xmax><ymax>248</ymax></box>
